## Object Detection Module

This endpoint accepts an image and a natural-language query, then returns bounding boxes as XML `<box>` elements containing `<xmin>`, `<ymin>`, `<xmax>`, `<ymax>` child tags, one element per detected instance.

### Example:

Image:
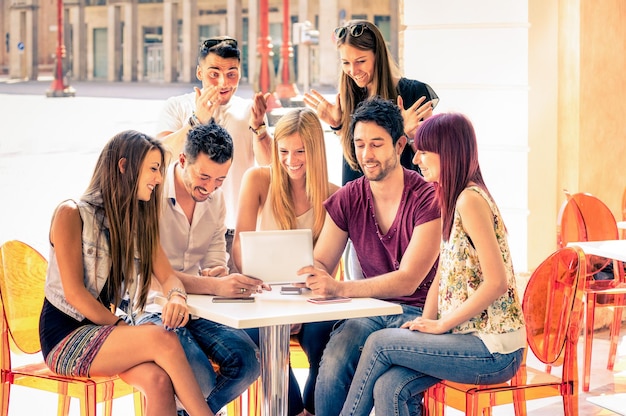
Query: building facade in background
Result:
<box><xmin>1</xmin><ymin>0</ymin><xmax>396</xmax><ymax>88</ymax></box>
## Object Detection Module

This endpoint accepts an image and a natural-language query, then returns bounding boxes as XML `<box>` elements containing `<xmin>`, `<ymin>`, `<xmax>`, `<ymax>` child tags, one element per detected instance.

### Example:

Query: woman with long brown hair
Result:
<box><xmin>304</xmin><ymin>19</ymin><xmax>438</xmax><ymax>185</ymax></box>
<box><xmin>39</xmin><ymin>130</ymin><xmax>213</xmax><ymax>416</ymax></box>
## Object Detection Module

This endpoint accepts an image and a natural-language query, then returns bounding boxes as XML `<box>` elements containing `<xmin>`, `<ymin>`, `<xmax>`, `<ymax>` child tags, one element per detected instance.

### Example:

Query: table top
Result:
<box><xmin>159</xmin><ymin>290</ymin><xmax>403</xmax><ymax>329</ymax></box>
<box><xmin>587</xmin><ymin>393</ymin><xmax>626</xmax><ymax>415</ymax></box>
<box><xmin>567</xmin><ymin>239</ymin><xmax>626</xmax><ymax>262</ymax></box>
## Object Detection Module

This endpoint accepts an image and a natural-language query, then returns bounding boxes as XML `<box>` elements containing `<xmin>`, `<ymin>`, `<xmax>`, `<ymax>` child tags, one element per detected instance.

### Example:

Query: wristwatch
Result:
<box><xmin>249</xmin><ymin>122</ymin><xmax>267</xmax><ymax>136</ymax></box>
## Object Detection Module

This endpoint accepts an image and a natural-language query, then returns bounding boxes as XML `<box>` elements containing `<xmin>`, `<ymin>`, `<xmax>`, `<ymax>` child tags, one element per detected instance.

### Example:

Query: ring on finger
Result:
<box><xmin>178</xmin><ymin>312</ymin><xmax>185</xmax><ymax>317</ymax></box>
<box><xmin>240</xmin><ymin>288</ymin><xmax>246</xmax><ymax>294</ymax></box>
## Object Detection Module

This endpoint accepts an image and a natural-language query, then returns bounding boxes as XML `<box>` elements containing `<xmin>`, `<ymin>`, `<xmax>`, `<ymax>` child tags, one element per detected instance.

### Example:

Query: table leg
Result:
<box><xmin>259</xmin><ymin>324</ymin><xmax>290</xmax><ymax>416</ymax></box>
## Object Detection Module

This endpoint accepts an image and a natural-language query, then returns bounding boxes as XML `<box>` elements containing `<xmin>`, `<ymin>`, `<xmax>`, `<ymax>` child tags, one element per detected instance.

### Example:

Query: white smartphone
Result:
<box><xmin>307</xmin><ymin>296</ymin><xmax>351</xmax><ymax>304</ymax></box>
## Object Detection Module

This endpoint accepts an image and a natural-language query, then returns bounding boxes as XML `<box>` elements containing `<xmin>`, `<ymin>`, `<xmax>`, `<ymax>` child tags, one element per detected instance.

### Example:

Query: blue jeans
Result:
<box><xmin>136</xmin><ymin>313</ymin><xmax>260</xmax><ymax>413</ymax></box>
<box><xmin>245</xmin><ymin>320</ymin><xmax>336</xmax><ymax>416</ymax></box>
<box><xmin>340</xmin><ymin>328</ymin><xmax>525</xmax><ymax>416</ymax></box>
<box><xmin>314</xmin><ymin>304</ymin><xmax>423</xmax><ymax>416</ymax></box>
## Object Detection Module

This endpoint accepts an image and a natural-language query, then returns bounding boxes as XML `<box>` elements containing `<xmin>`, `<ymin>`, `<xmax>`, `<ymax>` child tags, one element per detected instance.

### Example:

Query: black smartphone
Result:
<box><xmin>212</xmin><ymin>297</ymin><xmax>255</xmax><ymax>303</ymax></box>
<box><xmin>307</xmin><ymin>296</ymin><xmax>351</xmax><ymax>304</ymax></box>
<box><xmin>280</xmin><ymin>286</ymin><xmax>302</xmax><ymax>295</ymax></box>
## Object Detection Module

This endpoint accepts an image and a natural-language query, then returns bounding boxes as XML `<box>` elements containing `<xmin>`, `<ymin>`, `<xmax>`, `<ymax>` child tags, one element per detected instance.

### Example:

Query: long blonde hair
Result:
<box><xmin>270</xmin><ymin>108</ymin><xmax>329</xmax><ymax>243</ymax></box>
<box><xmin>84</xmin><ymin>130</ymin><xmax>165</xmax><ymax>310</ymax></box>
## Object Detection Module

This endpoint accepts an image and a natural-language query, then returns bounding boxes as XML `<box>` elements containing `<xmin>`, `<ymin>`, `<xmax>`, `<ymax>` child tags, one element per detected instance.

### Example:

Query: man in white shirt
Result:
<box><xmin>145</xmin><ymin>123</ymin><xmax>262</xmax><ymax>414</ymax></box>
<box><xmin>156</xmin><ymin>36</ymin><xmax>271</xmax><ymax>273</ymax></box>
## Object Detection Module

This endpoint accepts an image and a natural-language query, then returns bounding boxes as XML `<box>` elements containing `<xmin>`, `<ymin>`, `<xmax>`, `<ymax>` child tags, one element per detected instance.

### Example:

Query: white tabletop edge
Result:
<box><xmin>567</xmin><ymin>240</ymin><xmax>626</xmax><ymax>262</ymax></box>
<box><xmin>156</xmin><ymin>293</ymin><xmax>403</xmax><ymax>329</ymax></box>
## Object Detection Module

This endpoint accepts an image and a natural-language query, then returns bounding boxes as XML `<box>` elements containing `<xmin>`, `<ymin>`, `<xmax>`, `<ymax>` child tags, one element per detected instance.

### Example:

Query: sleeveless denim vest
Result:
<box><xmin>44</xmin><ymin>195</ymin><xmax>112</xmax><ymax>321</ymax></box>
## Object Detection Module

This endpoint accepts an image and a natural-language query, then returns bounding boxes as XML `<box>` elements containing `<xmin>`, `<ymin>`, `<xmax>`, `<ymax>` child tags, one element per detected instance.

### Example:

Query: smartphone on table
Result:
<box><xmin>212</xmin><ymin>297</ymin><xmax>255</xmax><ymax>303</ymax></box>
<box><xmin>280</xmin><ymin>286</ymin><xmax>302</xmax><ymax>295</ymax></box>
<box><xmin>307</xmin><ymin>296</ymin><xmax>351</xmax><ymax>304</ymax></box>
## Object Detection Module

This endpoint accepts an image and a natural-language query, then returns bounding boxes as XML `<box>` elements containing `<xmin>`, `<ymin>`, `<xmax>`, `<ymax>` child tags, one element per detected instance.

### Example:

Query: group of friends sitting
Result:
<box><xmin>38</xmin><ymin>20</ymin><xmax>526</xmax><ymax>416</ymax></box>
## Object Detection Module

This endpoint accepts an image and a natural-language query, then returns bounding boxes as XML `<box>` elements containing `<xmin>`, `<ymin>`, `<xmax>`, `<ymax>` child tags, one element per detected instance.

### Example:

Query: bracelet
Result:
<box><xmin>188</xmin><ymin>113</ymin><xmax>201</xmax><ymax>127</ymax></box>
<box><xmin>113</xmin><ymin>317</ymin><xmax>124</xmax><ymax>326</ymax></box>
<box><xmin>167</xmin><ymin>287</ymin><xmax>188</xmax><ymax>301</ymax></box>
<box><xmin>329</xmin><ymin>123</ymin><xmax>343</xmax><ymax>131</ymax></box>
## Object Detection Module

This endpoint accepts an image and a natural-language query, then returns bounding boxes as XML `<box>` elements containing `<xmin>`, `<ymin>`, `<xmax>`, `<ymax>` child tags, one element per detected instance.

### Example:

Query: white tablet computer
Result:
<box><xmin>239</xmin><ymin>229</ymin><xmax>313</xmax><ymax>285</ymax></box>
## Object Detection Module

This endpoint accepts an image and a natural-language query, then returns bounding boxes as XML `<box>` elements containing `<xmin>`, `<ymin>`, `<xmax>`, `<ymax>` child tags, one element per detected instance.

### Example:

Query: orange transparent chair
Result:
<box><xmin>622</xmin><ymin>187</ymin><xmax>626</xmax><ymax>239</ymax></box>
<box><xmin>556</xmin><ymin>191</ymin><xmax>626</xmax><ymax>391</ymax></box>
<box><xmin>0</xmin><ymin>240</ymin><xmax>143</xmax><ymax>416</ymax></box>
<box><xmin>424</xmin><ymin>246</ymin><xmax>586</xmax><ymax>416</ymax></box>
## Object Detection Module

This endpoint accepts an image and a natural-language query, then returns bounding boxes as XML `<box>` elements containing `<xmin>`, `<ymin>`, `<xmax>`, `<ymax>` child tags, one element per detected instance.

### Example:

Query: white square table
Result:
<box><xmin>162</xmin><ymin>290</ymin><xmax>402</xmax><ymax>416</ymax></box>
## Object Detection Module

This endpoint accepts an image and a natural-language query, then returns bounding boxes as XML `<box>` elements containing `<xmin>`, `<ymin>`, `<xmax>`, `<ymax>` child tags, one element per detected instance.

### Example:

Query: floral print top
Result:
<box><xmin>438</xmin><ymin>186</ymin><xmax>525</xmax><ymax>353</ymax></box>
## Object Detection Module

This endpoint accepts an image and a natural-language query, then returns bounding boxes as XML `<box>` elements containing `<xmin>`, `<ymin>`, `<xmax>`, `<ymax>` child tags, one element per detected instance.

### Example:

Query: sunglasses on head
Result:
<box><xmin>202</xmin><ymin>37</ymin><xmax>238</xmax><ymax>50</ymax></box>
<box><xmin>334</xmin><ymin>23</ymin><xmax>370</xmax><ymax>41</ymax></box>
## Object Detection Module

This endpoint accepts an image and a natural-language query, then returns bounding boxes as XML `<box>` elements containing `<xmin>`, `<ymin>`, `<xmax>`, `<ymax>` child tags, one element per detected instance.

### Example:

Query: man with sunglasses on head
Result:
<box><xmin>156</xmin><ymin>36</ymin><xmax>272</xmax><ymax>274</ymax></box>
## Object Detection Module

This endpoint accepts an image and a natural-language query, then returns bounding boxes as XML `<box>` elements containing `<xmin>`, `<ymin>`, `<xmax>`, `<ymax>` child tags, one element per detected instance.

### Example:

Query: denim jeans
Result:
<box><xmin>135</xmin><ymin>313</ymin><xmax>260</xmax><ymax>413</ymax></box>
<box><xmin>314</xmin><ymin>304</ymin><xmax>423</xmax><ymax>416</ymax></box>
<box><xmin>245</xmin><ymin>319</ymin><xmax>336</xmax><ymax>416</ymax></box>
<box><xmin>340</xmin><ymin>328</ymin><xmax>525</xmax><ymax>416</ymax></box>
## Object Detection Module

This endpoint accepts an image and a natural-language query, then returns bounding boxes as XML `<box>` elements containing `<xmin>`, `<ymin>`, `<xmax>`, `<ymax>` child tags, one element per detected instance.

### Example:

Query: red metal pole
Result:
<box><xmin>47</xmin><ymin>0</ymin><xmax>74</xmax><ymax>97</ymax></box>
<box><xmin>257</xmin><ymin>0</ymin><xmax>271</xmax><ymax>93</ymax></box>
<box><xmin>276</xmin><ymin>0</ymin><xmax>298</xmax><ymax>99</ymax></box>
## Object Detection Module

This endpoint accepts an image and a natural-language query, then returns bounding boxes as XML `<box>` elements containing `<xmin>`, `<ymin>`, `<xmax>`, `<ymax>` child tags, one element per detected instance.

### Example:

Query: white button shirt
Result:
<box><xmin>159</xmin><ymin>161</ymin><xmax>229</xmax><ymax>274</ymax></box>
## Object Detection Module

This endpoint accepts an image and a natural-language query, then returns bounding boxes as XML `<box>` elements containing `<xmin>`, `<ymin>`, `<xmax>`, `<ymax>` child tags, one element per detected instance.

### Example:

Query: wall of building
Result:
<box><xmin>402</xmin><ymin>0</ymin><xmax>625</xmax><ymax>271</ymax></box>
<box><xmin>558</xmin><ymin>0</ymin><xmax>626</xmax><ymax>218</ymax></box>
<box><xmin>402</xmin><ymin>0</ymin><xmax>530</xmax><ymax>270</ymax></box>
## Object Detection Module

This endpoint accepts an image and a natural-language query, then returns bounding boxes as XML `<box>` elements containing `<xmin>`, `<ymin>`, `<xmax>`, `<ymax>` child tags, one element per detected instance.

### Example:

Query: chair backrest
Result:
<box><xmin>557</xmin><ymin>192</ymin><xmax>618</xmax><ymax>273</ymax></box>
<box><xmin>522</xmin><ymin>246</ymin><xmax>585</xmax><ymax>367</ymax></box>
<box><xmin>622</xmin><ymin>187</ymin><xmax>626</xmax><ymax>221</ymax></box>
<box><xmin>0</xmin><ymin>240</ymin><xmax>47</xmax><ymax>355</ymax></box>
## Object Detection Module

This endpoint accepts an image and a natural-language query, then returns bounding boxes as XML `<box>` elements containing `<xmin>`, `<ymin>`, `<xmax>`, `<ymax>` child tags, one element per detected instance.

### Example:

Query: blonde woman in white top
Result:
<box><xmin>233</xmin><ymin>108</ymin><xmax>338</xmax><ymax>416</ymax></box>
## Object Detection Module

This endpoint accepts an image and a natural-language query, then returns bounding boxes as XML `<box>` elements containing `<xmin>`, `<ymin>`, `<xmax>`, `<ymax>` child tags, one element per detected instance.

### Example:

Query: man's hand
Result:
<box><xmin>200</xmin><ymin>266</ymin><xmax>228</xmax><ymax>277</ymax></box>
<box><xmin>299</xmin><ymin>265</ymin><xmax>340</xmax><ymax>297</ymax></box>
<box><xmin>213</xmin><ymin>273</ymin><xmax>267</xmax><ymax>297</ymax></box>
<box><xmin>194</xmin><ymin>86</ymin><xmax>221</xmax><ymax>124</ymax></box>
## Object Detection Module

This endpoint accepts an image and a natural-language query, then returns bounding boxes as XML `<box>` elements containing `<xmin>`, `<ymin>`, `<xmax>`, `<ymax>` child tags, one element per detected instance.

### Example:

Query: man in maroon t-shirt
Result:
<box><xmin>299</xmin><ymin>97</ymin><xmax>441</xmax><ymax>416</ymax></box>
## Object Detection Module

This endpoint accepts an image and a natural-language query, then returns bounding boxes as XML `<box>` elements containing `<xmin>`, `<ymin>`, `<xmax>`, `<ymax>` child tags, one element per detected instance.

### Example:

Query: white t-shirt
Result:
<box><xmin>157</xmin><ymin>91</ymin><xmax>256</xmax><ymax>228</ymax></box>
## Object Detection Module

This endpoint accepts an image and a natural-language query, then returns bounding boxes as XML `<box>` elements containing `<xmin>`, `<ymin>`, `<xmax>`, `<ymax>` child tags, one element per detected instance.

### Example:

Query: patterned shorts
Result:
<box><xmin>45</xmin><ymin>324</ymin><xmax>116</xmax><ymax>377</ymax></box>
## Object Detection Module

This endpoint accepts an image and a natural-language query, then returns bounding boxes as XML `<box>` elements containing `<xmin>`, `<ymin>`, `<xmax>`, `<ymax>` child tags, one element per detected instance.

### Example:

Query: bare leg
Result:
<box><xmin>119</xmin><ymin>362</ymin><xmax>176</xmax><ymax>416</ymax></box>
<box><xmin>89</xmin><ymin>325</ymin><xmax>213</xmax><ymax>416</ymax></box>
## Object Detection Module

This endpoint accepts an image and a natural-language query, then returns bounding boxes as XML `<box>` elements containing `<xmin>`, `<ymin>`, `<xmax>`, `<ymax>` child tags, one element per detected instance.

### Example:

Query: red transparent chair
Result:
<box><xmin>556</xmin><ymin>191</ymin><xmax>626</xmax><ymax>391</ymax></box>
<box><xmin>0</xmin><ymin>240</ymin><xmax>144</xmax><ymax>416</ymax></box>
<box><xmin>424</xmin><ymin>246</ymin><xmax>586</xmax><ymax>416</ymax></box>
<box><xmin>621</xmin><ymin>187</ymin><xmax>626</xmax><ymax>239</ymax></box>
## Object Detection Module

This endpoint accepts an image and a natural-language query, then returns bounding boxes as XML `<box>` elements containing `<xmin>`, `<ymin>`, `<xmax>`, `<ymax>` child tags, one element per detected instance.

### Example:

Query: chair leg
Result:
<box><xmin>79</xmin><ymin>382</ymin><xmax>98</xmax><ymax>416</ymax></box>
<box><xmin>1</xmin><ymin>383</ymin><xmax>10</xmax><ymax>416</ymax></box>
<box><xmin>132</xmin><ymin>390</ymin><xmax>145</xmax><ymax>416</ymax></box>
<box><xmin>226</xmin><ymin>395</ymin><xmax>242</xmax><ymax>416</ymax></box>
<box><xmin>583</xmin><ymin>293</ymin><xmax>596</xmax><ymax>392</ymax></box>
<box><xmin>56</xmin><ymin>383</ymin><xmax>71</xmax><ymax>416</ymax></box>
<box><xmin>607</xmin><ymin>296</ymin><xmax>624</xmax><ymax>371</ymax></box>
